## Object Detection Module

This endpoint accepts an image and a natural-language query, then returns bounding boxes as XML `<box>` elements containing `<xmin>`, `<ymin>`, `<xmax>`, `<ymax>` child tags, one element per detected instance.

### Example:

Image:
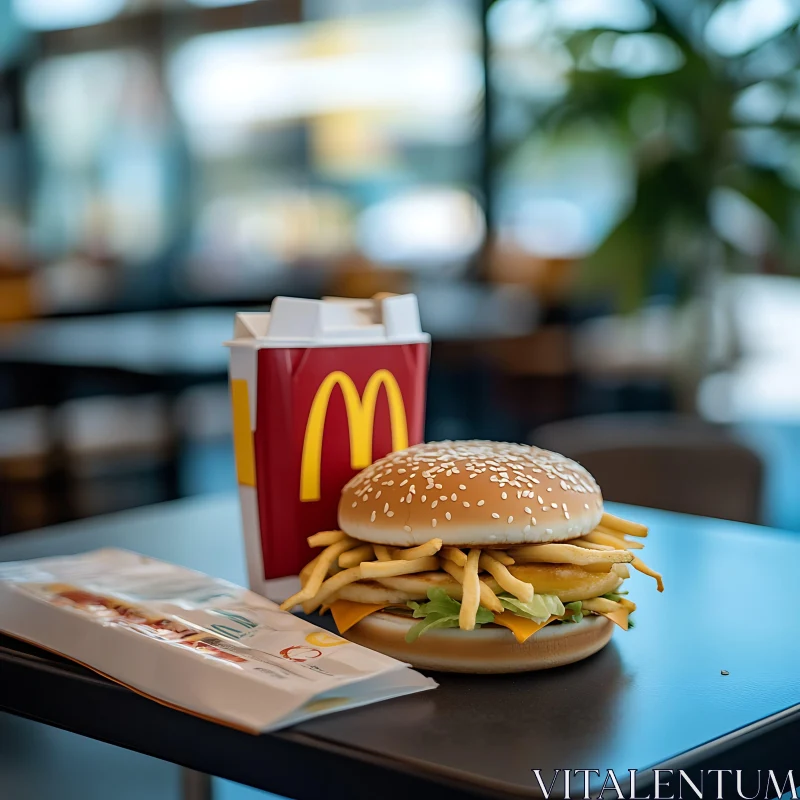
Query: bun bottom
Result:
<box><xmin>343</xmin><ymin>612</ymin><xmax>614</xmax><ymax>673</ymax></box>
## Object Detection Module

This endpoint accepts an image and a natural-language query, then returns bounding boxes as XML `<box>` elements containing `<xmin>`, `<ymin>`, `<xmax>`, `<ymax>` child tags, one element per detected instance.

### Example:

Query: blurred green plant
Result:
<box><xmin>499</xmin><ymin>0</ymin><xmax>800</xmax><ymax>309</ymax></box>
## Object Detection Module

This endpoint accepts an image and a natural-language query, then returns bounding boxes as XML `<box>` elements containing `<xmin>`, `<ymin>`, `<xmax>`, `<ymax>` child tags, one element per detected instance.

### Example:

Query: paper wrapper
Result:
<box><xmin>0</xmin><ymin>549</ymin><xmax>436</xmax><ymax>732</ymax></box>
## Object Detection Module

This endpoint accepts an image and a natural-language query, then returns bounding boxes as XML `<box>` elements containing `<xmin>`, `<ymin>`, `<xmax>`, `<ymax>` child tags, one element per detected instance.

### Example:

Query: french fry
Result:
<box><xmin>459</xmin><ymin>549</ymin><xmax>482</xmax><ymax>631</ymax></box>
<box><xmin>440</xmin><ymin>560</ymin><xmax>504</xmax><ymax>613</ymax></box>
<box><xmin>441</xmin><ymin>547</ymin><xmax>468</xmax><ymax>567</ymax></box>
<box><xmin>307</xmin><ymin>530</ymin><xmax>346</xmax><ymax>548</ymax></box>
<box><xmin>299</xmin><ymin>552</ymin><xmax>322</xmax><ymax>586</ymax></box>
<box><xmin>391</xmin><ymin>538</ymin><xmax>443</xmax><ymax>561</ymax></box>
<box><xmin>302</xmin><ymin>566</ymin><xmax>364</xmax><ymax>612</ymax></box>
<box><xmin>582</xmin><ymin>597</ymin><xmax>624</xmax><ymax>614</ymax></box>
<box><xmin>374</xmin><ymin>545</ymin><xmax>393</xmax><ymax>562</ymax></box>
<box><xmin>571</xmin><ymin>539</ymin><xmax>616</xmax><ymax>551</ymax></box>
<box><xmin>601</xmin><ymin>513</ymin><xmax>648</xmax><ymax>537</ymax></box>
<box><xmin>631</xmin><ymin>556</ymin><xmax>664</xmax><ymax>592</ymax></box>
<box><xmin>360</xmin><ymin>556</ymin><xmax>439</xmax><ymax>580</ymax></box>
<box><xmin>509</xmin><ymin>543</ymin><xmax>633</xmax><ymax>566</ymax></box>
<box><xmin>487</xmin><ymin>549</ymin><xmax>515</xmax><ymax>566</ymax></box>
<box><xmin>280</xmin><ymin>537</ymin><xmax>356</xmax><ymax>610</ymax></box>
<box><xmin>479</xmin><ymin>553</ymin><xmax>534</xmax><ymax>602</ymax></box>
<box><xmin>583</xmin><ymin>531</ymin><xmax>638</xmax><ymax>550</ymax></box>
<box><xmin>338</xmin><ymin>544</ymin><xmax>375</xmax><ymax>569</ymax></box>
<box><xmin>595</xmin><ymin>526</ymin><xmax>645</xmax><ymax>549</ymax></box>
<box><xmin>612</xmin><ymin>563</ymin><xmax>631</xmax><ymax>579</ymax></box>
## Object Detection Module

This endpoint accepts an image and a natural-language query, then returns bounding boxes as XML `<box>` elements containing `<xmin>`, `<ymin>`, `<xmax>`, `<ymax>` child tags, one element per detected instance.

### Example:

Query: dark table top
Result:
<box><xmin>0</xmin><ymin>495</ymin><xmax>798</xmax><ymax>799</ymax></box>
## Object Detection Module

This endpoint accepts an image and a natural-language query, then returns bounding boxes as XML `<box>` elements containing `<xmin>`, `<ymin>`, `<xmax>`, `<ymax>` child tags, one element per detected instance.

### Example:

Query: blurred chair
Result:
<box><xmin>530</xmin><ymin>414</ymin><xmax>763</xmax><ymax>524</ymax></box>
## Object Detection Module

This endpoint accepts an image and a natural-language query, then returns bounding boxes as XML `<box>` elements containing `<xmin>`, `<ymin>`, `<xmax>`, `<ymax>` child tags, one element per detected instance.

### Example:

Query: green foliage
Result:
<box><xmin>498</xmin><ymin>0</ymin><xmax>800</xmax><ymax>308</ymax></box>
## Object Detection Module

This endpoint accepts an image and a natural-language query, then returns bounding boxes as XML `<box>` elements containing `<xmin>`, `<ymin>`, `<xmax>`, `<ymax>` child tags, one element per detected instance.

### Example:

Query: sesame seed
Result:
<box><xmin>531</xmin><ymin>517</ymin><xmax>537</xmax><ymax>525</ymax></box>
<box><xmin>547</xmin><ymin>487</ymin><xmax>553</xmax><ymax>492</ymax></box>
<box><xmin>507</xmin><ymin>516</ymin><xmax>513</xmax><ymax>523</ymax></box>
<box><xmin>387</xmin><ymin>511</ymin><xmax>394</xmax><ymax>517</ymax></box>
<box><xmin>370</xmin><ymin>511</ymin><xmax>376</xmax><ymax>522</ymax></box>
<box><xmin>477</xmin><ymin>500</ymin><xmax>485</xmax><ymax>507</ymax></box>
<box><xmin>537</xmin><ymin>496</ymin><xmax>544</xmax><ymax>504</ymax></box>
<box><xmin>397</xmin><ymin>468</ymin><xmax>406</xmax><ymax>473</ymax></box>
<box><xmin>492</xmin><ymin>513</ymin><xmax>500</xmax><ymax>519</ymax></box>
<box><xmin>376</xmin><ymin>491</ymin><xmax>381</xmax><ymax>499</ymax></box>
<box><xmin>383</xmin><ymin>503</ymin><xmax>389</xmax><ymax>513</ymax></box>
<box><xmin>501</xmin><ymin>492</ymin><xmax>507</xmax><ymax>500</ymax></box>
<box><xmin>584</xmin><ymin>503</ymin><xmax>590</xmax><ymax>509</ymax></box>
<box><xmin>405</xmin><ymin>493</ymin><xmax>412</xmax><ymax>503</ymax></box>
<box><xmin>565</xmin><ymin>512</ymin><xmax>570</xmax><ymax>519</ymax></box>
<box><xmin>551</xmin><ymin>503</ymin><xmax>558</xmax><ymax>508</ymax></box>
<box><xmin>352</xmin><ymin>502</ymin><xmax>357</xmax><ymax>508</ymax></box>
<box><xmin>524</xmin><ymin>507</ymin><xmax>532</xmax><ymax>514</ymax></box>
<box><xmin>445</xmin><ymin>512</ymin><xmax>452</xmax><ymax>520</ymax></box>
<box><xmin>421</xmin><ymin>495</ymin><xmax>427</xmax><ymax>502</ymax></box>
<box><xmin>463</xmin><ymin>501</ymin><xmax>470</xmax><ymax>508</ymax></box>
<box><xmin>459</xmin><ymin>484</ymin><xmax>467</xmax><ymax>490</ymax></box>
<box><xmin>431</xmin><ymin>501</ymin><xmax>438</xmax><ymax>509</ymax></box>
<box><xmin>524</xmin><ymin>524</ymin><xmax>532</xmax><ymax>532</ymax></box>
<box><xmin>432</xmin><ymin>519</ymin><xmax>437</xmax><ymax>527</ymax></box>
<box><xmin>435</xmin><ymin>484</ymin><xmax>442</xmax><ymax>489</ymax></box>
<box><xmin>400</xmin><ymin>480</ymin><xmax>408</xmax><ymax>487</ymax></box>
<box><xmin>451</xmin><ymin>493</ymin><xmax>457</xmax><ymax>501</ymax></box>
<box><xmin>404</xmin><ymin>525</ymin><xmax>412</xmax><ymax>532</ymax></box>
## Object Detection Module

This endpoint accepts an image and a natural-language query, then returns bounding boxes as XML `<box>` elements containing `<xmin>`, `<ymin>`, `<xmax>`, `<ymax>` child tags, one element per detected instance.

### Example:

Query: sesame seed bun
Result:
<box><xmin>338</xmin><ymin>441</ymin><xmax>603</xmax><ymax>547</ymax></box>
<box><xmin>342</xmin><ymin>612</ymin><xmax>614</xmax><ymax>673</ymax></box>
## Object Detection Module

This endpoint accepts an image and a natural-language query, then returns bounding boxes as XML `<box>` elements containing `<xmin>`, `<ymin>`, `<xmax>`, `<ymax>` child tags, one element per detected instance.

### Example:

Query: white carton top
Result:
<box><xmin>226</xmin><ymin>294</ymin><xmax>430</xmax><ymax>349</ymax></box>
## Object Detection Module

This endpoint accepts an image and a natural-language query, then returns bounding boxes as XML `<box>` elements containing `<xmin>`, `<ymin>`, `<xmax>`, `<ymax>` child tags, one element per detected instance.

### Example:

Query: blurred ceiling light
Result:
<box><xmin>589</xmin><ymin>32</ymin><xmax>685</xmax><ymax>77</ymax></box>
<box><xmin>710</xmin><ymin>187</ymin><xmax>777</xmax><ymax>257</ymax></box>
<box><xmin>733</xmin><ymin>81</ymin><xmax>786</xmax><ymax>123</ymax></box>
<box><xmin>553</xmin><ymin>0</ymin><xmax>653</xmax><ymax>32</ymax></box>
<box><xmin>357</xmin><ymin>189</ymin><xmax>485</xmax><ymax>268</ymax></box>
<box><xmin>12</xmin><ymin>0</ymin><xmax>125</xmax><ymax>30</ymax></box>
<box><xmin>705</xmin><ymin>0</ymin><xmax>799</xmax><ymax>57</ymax></box>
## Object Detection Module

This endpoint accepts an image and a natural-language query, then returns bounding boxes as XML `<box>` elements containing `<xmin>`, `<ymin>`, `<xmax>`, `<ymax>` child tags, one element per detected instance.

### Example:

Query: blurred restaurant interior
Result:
<box><xmin>3</xmin><ymin>0</ymin><xmax>800</xmax><ymax>797</ymax></box>
<box><xmin>3</xmin><ymin>0</ymin><xmax>800</xmax><ymax>543</ymax></box>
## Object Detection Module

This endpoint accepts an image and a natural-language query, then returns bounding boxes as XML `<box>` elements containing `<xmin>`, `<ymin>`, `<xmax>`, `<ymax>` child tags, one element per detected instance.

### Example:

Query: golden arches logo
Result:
<box><xmin>300</xmin><ymin>369</ymin><xmax>408</xmax><ymax>502</ymax></box>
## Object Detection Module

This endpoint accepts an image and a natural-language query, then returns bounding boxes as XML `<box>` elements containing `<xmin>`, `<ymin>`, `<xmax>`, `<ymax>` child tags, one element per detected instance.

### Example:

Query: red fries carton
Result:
<box><xmin>226</xmin><ymin>295</ymin><xmax>430</xmax><ymax>601</ymax></box>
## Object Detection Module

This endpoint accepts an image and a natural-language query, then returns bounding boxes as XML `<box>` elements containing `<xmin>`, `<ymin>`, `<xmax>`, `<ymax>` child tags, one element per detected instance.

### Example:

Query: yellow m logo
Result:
<box><xmin>300</xmin><ymin>369</ymin><xmax>409</xmax><ymax>502</ymax></box>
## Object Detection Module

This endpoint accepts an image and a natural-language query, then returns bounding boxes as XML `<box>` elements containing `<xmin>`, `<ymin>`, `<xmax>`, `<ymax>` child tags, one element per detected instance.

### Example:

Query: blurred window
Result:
<box><xmin>167</xmin><ymin>1</ymin><xmax>484</xmax><ymax>296</ymax></box>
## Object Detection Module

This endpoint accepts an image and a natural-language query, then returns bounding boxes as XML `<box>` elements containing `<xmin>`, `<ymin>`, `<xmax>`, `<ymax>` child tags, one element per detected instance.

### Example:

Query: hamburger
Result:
<box><xmin>281</xmin><ymin>441</ymin><xmax>663</xmax><ymax>672</ymax></box>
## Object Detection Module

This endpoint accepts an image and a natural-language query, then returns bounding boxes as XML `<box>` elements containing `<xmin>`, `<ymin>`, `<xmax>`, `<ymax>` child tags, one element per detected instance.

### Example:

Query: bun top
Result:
<box><xmin>338</xmin><ymin>441</ymin><xmax>603</xmax><ymax>547</ymax></box>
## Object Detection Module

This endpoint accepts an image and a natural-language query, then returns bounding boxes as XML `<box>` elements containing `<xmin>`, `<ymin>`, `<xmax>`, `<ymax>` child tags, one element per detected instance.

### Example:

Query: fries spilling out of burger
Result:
<box><xmin>281</xmin><ymin>441</ymin><xmax>663</xmax><ymax>673</ymax></box>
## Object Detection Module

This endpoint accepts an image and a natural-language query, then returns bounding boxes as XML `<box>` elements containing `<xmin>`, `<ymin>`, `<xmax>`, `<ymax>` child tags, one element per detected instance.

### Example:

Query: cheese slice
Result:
<box><xmin>596</xmin><ymin>608</ymin><xmax>630</xmax><ymax>630</ymax></box>
<box><xmin>329</xmin><ymin>600</ymin><xmax>388</xmax><ymax>634</ymax></box>
<box><xmin>492</xmin><ymin>612</ymin><xmax>557</xmax><ymax>643</ymax></box>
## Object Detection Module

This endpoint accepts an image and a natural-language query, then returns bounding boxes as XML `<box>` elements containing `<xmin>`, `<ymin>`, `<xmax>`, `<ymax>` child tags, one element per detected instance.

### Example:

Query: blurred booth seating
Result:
<box><xmin>530</xmin><ymin>414</ymin><xmax>763</xmax><ymax>524</ymax></box>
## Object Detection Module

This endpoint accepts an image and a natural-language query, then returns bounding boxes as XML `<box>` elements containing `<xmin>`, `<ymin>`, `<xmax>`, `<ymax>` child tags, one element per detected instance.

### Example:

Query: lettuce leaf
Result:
<box><xmin>601</xmin><ymin>591</ymin><xmax>629</xmax><ymax>603</ymax></box>
<box><xmin>498</xmin><ymin>592</ymin><xmax>565</xmax><ymax>623</ymax></box>
<box><xmin>405</xmin><ymin>588</ymin><xmax>494</xmax><ymax>643</ymax></box>
<box><xmin>564</xmin><ymin>601</ymin><xmax>584</xmax><ymax>623</ymax></box>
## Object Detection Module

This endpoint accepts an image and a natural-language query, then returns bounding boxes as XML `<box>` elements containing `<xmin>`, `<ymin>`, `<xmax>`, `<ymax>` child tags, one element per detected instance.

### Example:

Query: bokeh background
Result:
<box><xmin>1</xmin><ymin>0</ymin><xmax>800</xmax><ymax>797</ymax></box>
